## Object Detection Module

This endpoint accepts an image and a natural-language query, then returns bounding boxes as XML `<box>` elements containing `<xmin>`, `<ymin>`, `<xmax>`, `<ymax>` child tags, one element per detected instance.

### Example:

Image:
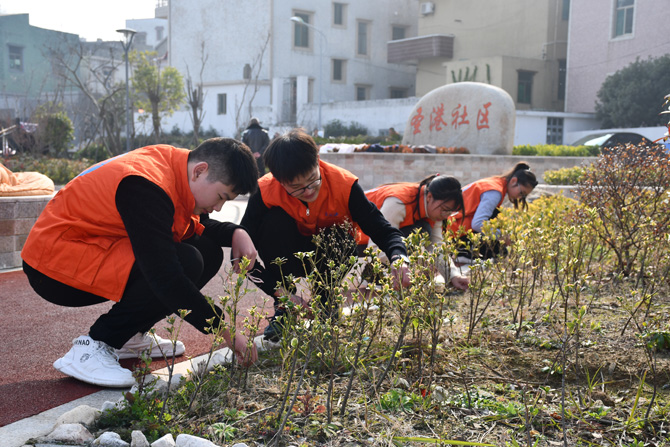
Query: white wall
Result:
<box><xmin>515</xmin><ymin>111</ymin><xmax>599</xmax><ymax>145</ymax></box>
<box><xmin>300</xmin><ymin>97</ymin><xmax>418</xmax><ymax>136</ymax></box>
<box><xmin>166</xmin><ymin>0</ymin><xmax>418</xmax><ymax>137</ymax></box>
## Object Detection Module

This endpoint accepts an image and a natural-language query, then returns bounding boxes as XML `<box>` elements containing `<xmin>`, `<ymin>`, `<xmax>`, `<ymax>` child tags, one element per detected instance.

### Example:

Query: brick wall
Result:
<box><xmin>320</xmin><ymin>153</ymin><xmax>595</xmax><ymax>191</ymax></box>
<box><xmin>0</xmin><ymin>195</ymin><xmax>53</xmax><ymax>270</ymax></box>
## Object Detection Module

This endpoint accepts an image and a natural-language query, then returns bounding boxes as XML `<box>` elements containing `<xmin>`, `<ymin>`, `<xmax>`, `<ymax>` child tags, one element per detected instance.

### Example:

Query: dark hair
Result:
<box><xmin>263</xmin><ymin>128</ymin><xmax>319</xmax><ymax>183</ymax></box>
<box><xmin>498</xmin><ymin>162</ymin><xmax>538</xmax><ymax>210</ymax></box>
<box><xmin>417</xmin><ymin>174</ymin><xmax>464</xmax><ymax>221</ymax></box>
<box><xmin>188</xmin><ymin>137</ymin><xmax>258</xmax><ymax>195</ymax></box>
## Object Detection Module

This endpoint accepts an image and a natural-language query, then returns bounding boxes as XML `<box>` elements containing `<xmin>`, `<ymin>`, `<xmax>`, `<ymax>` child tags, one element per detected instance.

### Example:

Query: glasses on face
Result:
<box><xmin>287</xmin><ymin>177</ymin><xmax>322</xmax><ymax>197</ymax></box>
<box><xmin>438</xmin><ymin>202</ymin><xmax>457</xmax><ymax>216</ymax></box>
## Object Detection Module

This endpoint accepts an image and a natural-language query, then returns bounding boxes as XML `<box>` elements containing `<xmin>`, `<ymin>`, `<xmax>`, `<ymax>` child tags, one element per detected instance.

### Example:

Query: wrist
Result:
<box><xmin>391</xmin><ymin>254</ymin><xmax>410</xmax><ymax>264</ymax></box>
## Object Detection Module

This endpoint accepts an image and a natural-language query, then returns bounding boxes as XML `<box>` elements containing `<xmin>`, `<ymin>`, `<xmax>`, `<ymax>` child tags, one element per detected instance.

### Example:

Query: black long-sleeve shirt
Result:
<box><xmin>115</xmin><ymin>176</ymin><xmax>238</xmax><ymax>333</ymax></box>
<box><xmin>240</xmin><ymin>180</ymin><xmax>407</xmax><ymax>295</ymax></box>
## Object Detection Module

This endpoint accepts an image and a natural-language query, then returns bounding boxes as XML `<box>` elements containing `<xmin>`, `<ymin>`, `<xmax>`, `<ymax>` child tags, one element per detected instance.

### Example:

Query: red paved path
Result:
<box><xmin>0</xmin><ymin>257</ymin><xmax>272</xmax><ymax>427</ymax></box>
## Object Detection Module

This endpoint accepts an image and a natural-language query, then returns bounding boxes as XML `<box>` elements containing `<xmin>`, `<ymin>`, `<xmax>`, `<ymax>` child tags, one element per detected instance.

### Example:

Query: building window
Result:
<box><xmin>333</xmin><ymin>3</ymin><xmax>346</xmax><ymax>27</ymax></box>
<box><xmin>561</xmin><ymin>0</ymin><xmax>570</xmax><ymax>20</ymax></box>
<box><xmin>357</xmin><ymin>20</ymin><xmax>370</xmax><ymax>56</ymax></box>
<box><xmin>558</xmin><ymin>59</ymin><xmax>566</xmax><ymax>101</ymax></box>
<box><xmin>8</xmin><ymin>45</ymin><xmax>23</xmax><ymax>71</ymax></box>
<box><xmin>517</xmin><ymin>70</ymin><xmax>534</xmax><ymax>104</ymax></box>
<box><xmin>356</xmin><ymin>85</ymin><xmax>370</xmax><ymax>101</ymax></box>
<box><xmin>390</xmin><ymin>87</ymin><xmax>408</xmax><ymax>98</ymax></box>
<box><xmin>293</xmin><ymin>11</ymin><xmax>313</xmax><ymax>49</ymax></box>
<box><xmin>332</xmin><ymin>59</ymin><xmax>346</xmax><ymax>82</ymax></box>
<box><xmin>243</xmin><ymin>63</ymin><xmax>252</xmax><ymax>80</ymax></box>
<box><xmin>217</xmin><ymin>93</ymin><xmax>227</xmax><ymax>115</ymax></box>
<box><xmin>614</xmin><ymin>0</ymin><xmax>634</xmax><ymax>37</ymax></box>
<box><xmin>546</xmin><ymin>117</ymin><xmax>564</xmax><ymax>144</ymax></box>
<box><xmin>391</xmin><ymin>26</ymin><xmax>406</xmax><ymax>41</ymax></box>
<box><xmin>156</xmin><ymin>26</ymin><xmax>164</xmax><ymax>41</ymax></box>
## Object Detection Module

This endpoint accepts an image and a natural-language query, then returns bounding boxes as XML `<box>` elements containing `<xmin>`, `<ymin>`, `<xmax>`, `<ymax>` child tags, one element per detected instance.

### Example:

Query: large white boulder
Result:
<box><xmin>402</xmin><ymin>82</ymin><xmax>516</xmax><ymax>155</ymax></box>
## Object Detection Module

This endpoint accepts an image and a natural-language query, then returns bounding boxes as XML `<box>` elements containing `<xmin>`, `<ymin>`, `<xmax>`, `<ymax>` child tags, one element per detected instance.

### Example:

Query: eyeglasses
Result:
<box><xmin>437</xmin><ymin>201</ymin><xmax>458</xmax><ymax>216</ymax></box>
<box><xmin>287</xmin><ymin>177</ymin><xmax>322</xmax><ymax>197</ymax></box>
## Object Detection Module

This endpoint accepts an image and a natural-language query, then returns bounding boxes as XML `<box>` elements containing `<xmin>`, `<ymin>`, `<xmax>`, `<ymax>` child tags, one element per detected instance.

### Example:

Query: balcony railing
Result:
<box><xmin>387</xmin><ymin>34</ymin><xmax>454</xmax><ymax>63</ymax></box>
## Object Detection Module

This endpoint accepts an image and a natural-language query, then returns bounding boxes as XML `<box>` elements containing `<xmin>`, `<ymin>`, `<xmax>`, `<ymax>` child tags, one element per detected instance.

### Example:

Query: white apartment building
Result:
<box><xmin>163</xmin><ymin>0</ymin><xmax>419</xmax><ymax>137</ymax></box>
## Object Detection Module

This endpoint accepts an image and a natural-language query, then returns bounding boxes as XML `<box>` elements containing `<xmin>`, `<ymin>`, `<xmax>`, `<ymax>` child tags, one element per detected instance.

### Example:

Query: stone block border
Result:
<box><xmin>0</xmin><ymin>195</ymin><xmax>53</xmax><ymax>270</ymax></box>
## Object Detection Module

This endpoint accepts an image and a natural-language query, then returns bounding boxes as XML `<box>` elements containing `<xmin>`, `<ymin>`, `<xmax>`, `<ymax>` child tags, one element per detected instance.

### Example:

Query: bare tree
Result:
<box><xmin>185</xmin><ymin>41</ymin><xmax>208</xmax><ymax>146</ymax></box>
<box><xmin>49</xmin><ymin>38</ymin><xmax>126</xmax><ymax>156</ymax></box>
<box><xmin>234</xmin><ymin>32</ymin><xmax>271</xmax><ymax>138</ymax></box>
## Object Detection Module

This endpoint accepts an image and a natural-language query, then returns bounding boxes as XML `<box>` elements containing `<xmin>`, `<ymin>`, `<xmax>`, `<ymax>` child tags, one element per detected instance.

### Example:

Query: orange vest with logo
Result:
<box><xmin>357</xmin><ymin>183</ymin><xmax>433</xmax><ymax>244</ymax></box>
<box><xmin>447</xmin><ymin>177</ymin><xmax>507</xmax><ymax>236</ymax></box>
<box><xmin>22</xmin><ymin>146</ymin><xmax>203</xmax><ymax>302</ymax></box>
<box><xmin>258</xmin><ymin>160</ymin><xmax>357</xmax><ymax>236</ymax></box>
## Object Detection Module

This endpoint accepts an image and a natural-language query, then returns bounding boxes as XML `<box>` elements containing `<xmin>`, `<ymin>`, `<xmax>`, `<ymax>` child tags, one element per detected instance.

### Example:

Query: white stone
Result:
<box><xmin>402</xmin><ymin>82</ymin><xmax>516</xmax><ymax>155</ymax></box>
<box><xmin>102</xmin><ymin>399</ymin><xmax>127</xmax><ymax>413</ymax></box>
<box><xmin>53</xmin><ymin>404</ymin><xmax>101</xmax><ymax>428</ymax></box>
<box><xmin>231</xmin><ymin>444</ymin><xmax>249</xmax><ymax>447</ymax></box>
<box><xmin>93</xmin><ymin>431</ymin><xmax>130</xmax><ymax>446</ymax></box>
<box><xmin>45</xmin><ymin>423</ymin><xmax>94</xmax><ymax>443</ymax></box>
<box><xmin>131</xmin><ymin>430</ymin><xmax>151</xmax><ymax>447</ymax></box>
<box><xmin>176</xmin><ymin>434</ymin><xmax>219</xmax><ymax>447</ymax></box>
<box><xmin>152</xmin><ymin>433</ymin><xmax>176</xmax><ymax>447</ymax></box>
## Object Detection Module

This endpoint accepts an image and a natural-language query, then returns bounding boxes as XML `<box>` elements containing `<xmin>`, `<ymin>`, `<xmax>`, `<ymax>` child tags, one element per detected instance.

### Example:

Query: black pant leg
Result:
<box><xmin>252</xmin><ymin>207</ymin><xmax>315</xmax><ymax>300</ymax></box>
<box><xmin>90</xmin><ymin>234</ymin><xmax>224</xmax><ymax>348</ymax></box>
<box><xmin>23</xmin><ymin>261</ymin><xmax>108</xmax><ymax>307</ymax></box>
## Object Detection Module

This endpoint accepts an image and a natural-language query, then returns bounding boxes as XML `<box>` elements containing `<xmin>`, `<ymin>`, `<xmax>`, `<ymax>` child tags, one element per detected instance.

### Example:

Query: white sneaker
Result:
<box><xmin>115</xmin><ymin>332</ymin><xmax>185</xmax><ymax>360</ymax></box>
<box><xmin>53</xmin><ymin>335</ymin><xmax>136</xmax><ymax>387</ymax></box>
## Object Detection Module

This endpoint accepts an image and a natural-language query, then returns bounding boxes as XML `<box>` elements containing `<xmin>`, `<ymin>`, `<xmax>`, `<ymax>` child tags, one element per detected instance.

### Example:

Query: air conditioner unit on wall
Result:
<box><xmin>420</xmin><ymin>2</ymin><xmax>435</xmax><ymax>15</ymax></box>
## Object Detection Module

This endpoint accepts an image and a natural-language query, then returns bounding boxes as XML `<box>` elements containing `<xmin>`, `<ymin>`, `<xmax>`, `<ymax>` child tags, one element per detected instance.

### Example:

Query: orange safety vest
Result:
<box><xmin>357</xmin><ymin>183</ymin><xmax>433</xmax><ymax>245</ymax></box>
<box><xmin>258</xmin><ymin>160</ymin><xmax>357</xmax><ymax>236</ymax></box>
<box><xmin>447</xmin><ymin>177</ymin><xmax>508</xmax><ymax>236</ymax></box>
<box><xmin>22</xmin><ymin>145</ymin><xmax>203</xmax><ymax>302</ymax></box>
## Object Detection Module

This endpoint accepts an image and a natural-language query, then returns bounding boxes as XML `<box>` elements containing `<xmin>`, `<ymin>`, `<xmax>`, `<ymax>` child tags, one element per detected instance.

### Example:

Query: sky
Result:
<box><xmin>0</xmin><ymin>0</ymin><xmax>157</xmax><ymax>42</ymax></box>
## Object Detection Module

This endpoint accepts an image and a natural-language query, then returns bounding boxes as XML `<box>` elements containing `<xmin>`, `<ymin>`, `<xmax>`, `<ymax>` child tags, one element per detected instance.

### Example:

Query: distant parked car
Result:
<box><xmin>570</xmin><ymin>132</ymin><xmax>651</xmax><ymax>148</ymax></box>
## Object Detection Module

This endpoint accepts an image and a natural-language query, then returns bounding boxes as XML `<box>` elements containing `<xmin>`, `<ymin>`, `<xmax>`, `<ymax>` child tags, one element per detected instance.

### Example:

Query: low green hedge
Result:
<box><xmin>543</xmin><ymin>166</ymin><xmax>585</xmax><ymax>185</ymax></box>
<box><xmin>513</xmin><ymin>144</ymin><xmax>600</xmax><ymax>157</ymax></box>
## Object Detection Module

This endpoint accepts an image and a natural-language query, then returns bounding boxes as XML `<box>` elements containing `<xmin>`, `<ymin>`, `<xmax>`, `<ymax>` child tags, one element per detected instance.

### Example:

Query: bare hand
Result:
<box><xmin>450</xmin><ymin>275</ymin><xmax>470</xmax><ymax>290</ymax></box>
<box><xmin>223</xmin><ymin>330</ymin><xmax>258</xmax><ymax>367</ymax></box>
<box><xmin>391</xmin><ymin>263</ymin><xmax>411</xmax><ymax>289</ymax></box>
<box><xmin>231</xmin><ymin>228</ymin><xmax>257</xmax><ymax>273</ymax></box>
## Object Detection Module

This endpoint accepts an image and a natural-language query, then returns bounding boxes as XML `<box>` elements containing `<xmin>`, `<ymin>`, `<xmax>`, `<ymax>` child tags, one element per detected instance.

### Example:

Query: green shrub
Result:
<box><xmin>513</xmin><ymin>144</ymin><xmax>600</xmax><ymax>157</ymax></box>
<box><xmin>73</xmin><ymin>144</ymin><xmax>111</xmax><ymax>163</ymax></box>
<box><xmin>2</xmin><ymin>156</ymin><xmax>93</xmax><ymax>185</ymax></box>
<box><xmin>543</xmin><ymin>166</ymin><xmax>585</xmax><ymax>185</ymax></box>
<box><xmin>323</xmin><ymin>119</ymin><xmax>368</xmax><ymax>138</ymax></box>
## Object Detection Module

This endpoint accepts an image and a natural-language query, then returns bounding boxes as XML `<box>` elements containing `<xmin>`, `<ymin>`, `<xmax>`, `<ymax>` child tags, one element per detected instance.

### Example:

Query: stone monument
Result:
<box><xmin>402</xmin><ymin>82</ymin><xmax>516</xmax><ymax>155</ymax></box>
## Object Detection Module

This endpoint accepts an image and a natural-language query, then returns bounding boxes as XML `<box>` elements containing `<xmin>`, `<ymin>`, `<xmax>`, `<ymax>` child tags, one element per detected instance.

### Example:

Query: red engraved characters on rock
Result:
<box><xmin>410</xmin><ymin>107</ymin><xmax>425</xmax><ymax>135</ymax></box>
<box><xmin>476</xmin><ymin>102</ymin><xmax>492</xmax><ymax>130</ymax></box>
<box><xmin>451</xmin><ymin>104</ymin><xmax>470</xmax><ymax>129</ymax></box>
<box><xmin>430</xmin><ymin>104</ymin><xmax>448</xmax><ymax>132</ymax></box>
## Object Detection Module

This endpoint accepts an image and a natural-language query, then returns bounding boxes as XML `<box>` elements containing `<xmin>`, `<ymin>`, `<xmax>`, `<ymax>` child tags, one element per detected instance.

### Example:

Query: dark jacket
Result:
<box><xmin>242</xmin><ymin>123</ymin><xmax>269</xmax><ymax>155</ymax></box>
